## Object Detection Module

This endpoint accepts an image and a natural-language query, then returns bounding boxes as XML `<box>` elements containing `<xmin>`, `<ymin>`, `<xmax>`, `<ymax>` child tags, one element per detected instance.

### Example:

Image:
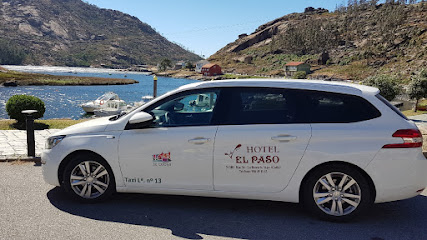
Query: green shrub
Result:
<box><xmin>6</xmin><ymin>95</ymin><xmax>45</xmax><ymax>123</ymax></box>
<box><xmin>0</xmin><ymin>39</ymin><xmax>26</xmax><ymax>65</ymax></box>
<box><xmin>363</xmin><ymin>74</ymin><xmax>400</xmax><ymax>101</ymax></box>
<box><xmin>408</xmin><ymin>69</ymin><xmax>427</xmax><ymax>112</ymax></box>
<box><xmin>293</xmin><ymin>71</ymin><xmax>307</xmax><ymax>79</ymax></box>
<box><xmin>159</xmin><ymin>58</ymin><xmax>172</xmax><ymax>71</ymax></box>
<box><xmin>185</xmin><ymin>61</ymin><xmax>194</xmax><ymax>70</ymax></box>
<box><xmin>339</xmin><ymin>59</ymin><xmax>351</xmax><ymax>66</ymax></box>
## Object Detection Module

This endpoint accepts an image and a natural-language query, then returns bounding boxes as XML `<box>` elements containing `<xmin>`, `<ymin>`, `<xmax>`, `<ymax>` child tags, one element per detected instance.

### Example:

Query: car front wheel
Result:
<box><xmin>301</xmin><ymin>164</ymin><xmax>374</xmax><ymax>221</ymax></box>
<box><xmin>63</xmin><ymin>154</ymin><xmax>115</xmax><ymax>202</ymax></box>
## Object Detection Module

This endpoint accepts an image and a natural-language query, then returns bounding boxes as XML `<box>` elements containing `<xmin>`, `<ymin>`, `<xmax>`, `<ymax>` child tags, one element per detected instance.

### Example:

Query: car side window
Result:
<box><xmin>148</xmin><ymin>90</ymin><xmax>219</xmax><ymax>127</ymax></box>
<box><xmin>216</xmin><ymin>88</ymin><xmax>381</xmax><ymax>125</ymax></box>
<box><xmin>301</xmin><ymin>90</ymin><xmax>381</xmax><ymax>123</ymax></box>
<box><xmin>222</xmin><ymin>88</ymin><xmax>297</xmax><ymax>125</ymax></box>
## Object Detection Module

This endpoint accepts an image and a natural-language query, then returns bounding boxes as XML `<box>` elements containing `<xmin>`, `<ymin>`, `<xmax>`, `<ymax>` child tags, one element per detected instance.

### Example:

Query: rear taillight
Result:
<box><xmin>382</xmin><ymin>129</ymin><xmax>423</xmax><ymax>148</ymax></box>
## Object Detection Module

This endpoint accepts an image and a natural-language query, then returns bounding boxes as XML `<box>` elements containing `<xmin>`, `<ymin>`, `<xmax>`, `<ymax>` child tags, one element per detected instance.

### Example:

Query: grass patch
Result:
<box><xmin>222</xmin><ymin>74</ymin><xmax>268</xmax><ymax>79</ymax></box>
<box><xmin>402</xmin><ymin>110</ymin><xmax>427</xmax><ymax>117</ymax></box>
<box><xmin>38</xmin><ymin>119</ymin><xmax>88</xmax><ymax>129</ymax></box>
<box><xmin>0</xmin><ymin>119</ymin><xmax>88</xmax><ymax>130</ymax></box>
<box><xmin>311</xmin><ymin>61</ymin><xmax>375</xmax><ymax>81</ymax></box>
<box><xmin>417</xmin><ymin>99</ymin><xmax>427</xmax><ymax>107</ymax></box>
<box><xmin>0</xmin><ymin>70</ymin><xmax>138</xmax><ymax>86</ymax></box>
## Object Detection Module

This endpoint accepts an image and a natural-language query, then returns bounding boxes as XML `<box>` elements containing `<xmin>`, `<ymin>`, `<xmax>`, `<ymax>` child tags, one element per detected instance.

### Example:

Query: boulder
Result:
<box><xmin>238</xmin><ymin>33</ymin><xmax>248</xmax><ymax>39</ymax></box>
<box><xmin>233</xmin><ymin>56</ymin><xmax>254</xmax><ymax>64</ymax></box>
<box><xmin>243</xmin><ymin>56</ymin><xmax>253</xmax><ymax>64</ymax></box>
<box><xmin>3</xmin><ymin>81</ymin><xmax>18</xmax><ymax>87</ymax></box>
<box><xmin>304</xmin><ymin>7</ymin><xmax>329</xmax><ymax>14</ymax></box>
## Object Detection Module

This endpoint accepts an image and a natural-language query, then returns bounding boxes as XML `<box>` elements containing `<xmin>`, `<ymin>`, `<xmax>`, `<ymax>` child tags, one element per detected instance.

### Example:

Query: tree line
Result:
<box><xmin>0</xmin><ymin>39</ymin><xmax>27</xmax><ymax>65</ymax></box>
<box><xmin>364</xmin><ymin>70</ymin><xmax>427</xmax><ymax>112</ymax></box>
<box><xmin>336</xmin><ymin>0</ymin><xmax>422</xmax><ymax>12</ymax></box>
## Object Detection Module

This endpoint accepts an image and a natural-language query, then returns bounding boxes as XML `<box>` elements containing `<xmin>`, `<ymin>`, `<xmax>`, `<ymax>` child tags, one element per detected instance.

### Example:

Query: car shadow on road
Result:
<box><xmin>47</xmin><ymin>188</ymin><xmax>427</xmax><ymax>240</ymax></box>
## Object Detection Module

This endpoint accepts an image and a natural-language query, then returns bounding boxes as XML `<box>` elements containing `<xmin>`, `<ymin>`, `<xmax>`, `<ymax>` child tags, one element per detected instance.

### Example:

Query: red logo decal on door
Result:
<box><xmin>153</xmin><ymin>152</ymin><xmax>171</xmax><ymax>162</ymax></box>
<box><xmin>225</xmin><ymin>144</ymin><xmax>242</xmax><ymax>159</ymax></box>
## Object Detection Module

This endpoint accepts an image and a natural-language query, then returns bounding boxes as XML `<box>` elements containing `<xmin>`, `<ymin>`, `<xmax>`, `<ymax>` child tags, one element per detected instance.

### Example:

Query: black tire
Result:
<box><xmin>62</xmin><ymin>153</ymin><xmax>115</xmax><ymax>203</ymax></box>
<box><xmin>301</xmin><ymin>163</ymin><xmax>374</xmax><ymax>221</ymax></box>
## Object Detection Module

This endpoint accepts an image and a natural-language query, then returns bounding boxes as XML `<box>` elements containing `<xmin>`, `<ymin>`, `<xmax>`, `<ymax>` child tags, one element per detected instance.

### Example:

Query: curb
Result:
<box><xmin>0</xmin><ymin>157</ymin><xmax>41</xmax><ymax>163</ymax></box>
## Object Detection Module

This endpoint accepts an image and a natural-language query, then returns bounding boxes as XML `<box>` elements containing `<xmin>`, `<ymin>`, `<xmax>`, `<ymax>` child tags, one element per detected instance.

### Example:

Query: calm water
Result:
<box><xmin>0</xmin><ymin>66</ymin><xmax>198</xmax><ymax>119</ymax></box>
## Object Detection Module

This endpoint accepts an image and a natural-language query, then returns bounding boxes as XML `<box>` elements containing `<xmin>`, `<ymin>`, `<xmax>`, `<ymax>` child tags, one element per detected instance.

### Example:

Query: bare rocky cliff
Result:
<box><xmin>209</xmin><ymin>3</ymin><xmax>427</xmax><ymax>81</ymax></box>
<box><xmin>0</xmin><ymin>0</ymin><xmax>201</xmax><ymax>67</ymax></box>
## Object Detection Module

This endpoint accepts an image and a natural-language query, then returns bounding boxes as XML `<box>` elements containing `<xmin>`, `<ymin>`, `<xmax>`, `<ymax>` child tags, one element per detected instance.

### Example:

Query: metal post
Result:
<box><xmin>22</xmin><ymin>110</ymin><xmax>37</xmax><ymax>157</ymax></box>
<box><xmin>153</xmin><ymin>74</ymin><xmax>158</xmax><ymax>98</ymax></box>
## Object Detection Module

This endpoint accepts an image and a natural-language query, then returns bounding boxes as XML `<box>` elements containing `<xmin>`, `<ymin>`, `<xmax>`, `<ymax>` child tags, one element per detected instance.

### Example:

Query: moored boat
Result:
<box><xmin>81</xmin><ymin>92</ymin><xmax>125</xmax><ymax>113</ymax></box>
<box><xmin>93</xmin><ymin>100</ymin><xmax>132</xmax><ymax>117</ymax></box>
<box><xmin>133</xmin><ymin>95</ymin><xmax>154</xmax><ymax>108</ymax></box>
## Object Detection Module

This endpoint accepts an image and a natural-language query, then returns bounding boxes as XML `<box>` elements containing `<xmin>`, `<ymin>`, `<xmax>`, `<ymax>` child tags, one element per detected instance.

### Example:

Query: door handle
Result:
<box><xmin>188</xmin><ymin>137</ymin><xmax>211</xmax><ymax>145</ymax></box>
<box><xmin>271</xmin><ymin>135</ymin><xmax>297</xmax><ymax>142</ymax></box>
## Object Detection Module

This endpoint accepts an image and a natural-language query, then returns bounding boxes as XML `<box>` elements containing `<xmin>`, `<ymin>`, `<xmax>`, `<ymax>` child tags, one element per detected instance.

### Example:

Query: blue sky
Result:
<box><xmin>85</xmin><ymin>0</ymin><xmax>348</xmax><ymax>58</ymax></box>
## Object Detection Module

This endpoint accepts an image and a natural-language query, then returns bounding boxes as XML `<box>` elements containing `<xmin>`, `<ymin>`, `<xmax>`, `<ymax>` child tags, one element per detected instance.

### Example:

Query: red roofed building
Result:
<box><xmin>284</xmin><ymin>62</ymin><xmax>311</xmax><ymax>76</ymax></box>
<box><xmin>201</xmin><ymin>63</ymin><xmax>222</xmax><ymax>76</ymax></box>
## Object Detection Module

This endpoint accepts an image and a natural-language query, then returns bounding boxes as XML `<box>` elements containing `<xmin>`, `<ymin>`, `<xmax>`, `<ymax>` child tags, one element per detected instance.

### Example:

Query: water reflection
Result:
<box><xmin>0</xmin><ymin>70</ymin><xmax>197</xmax><ymax>119</ymax></box>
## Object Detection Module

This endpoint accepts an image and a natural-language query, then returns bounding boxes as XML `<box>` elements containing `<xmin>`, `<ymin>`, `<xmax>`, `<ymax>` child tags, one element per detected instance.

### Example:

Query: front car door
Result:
<box><xmin>213</xmin><ymin>87</ymin><xmax>312</xmax><ymax>193</ymax></box>
<box><xmin>118</xmin><ymin>89</ymin><xmax>221</xmax><ymax>190</ymax></box>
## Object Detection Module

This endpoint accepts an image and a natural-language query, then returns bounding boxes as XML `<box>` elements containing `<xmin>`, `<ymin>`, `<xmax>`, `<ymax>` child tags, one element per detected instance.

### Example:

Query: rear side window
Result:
<box><xmin>301</xmin><ymin>90</ymin><xmax>381</xmax><ymax>123</ymax></box>
<box><xmin>221</xmin><ymin>88</ymin><xmax>297</xmax><ymax>124</ymax></box>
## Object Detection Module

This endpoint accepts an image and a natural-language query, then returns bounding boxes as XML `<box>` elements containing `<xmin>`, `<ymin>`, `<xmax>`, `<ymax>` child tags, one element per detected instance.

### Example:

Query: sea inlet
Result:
<box><xmin>0</xmin><ymin>66</ymin><xmax>198</xmax><ymax>119</ymax></box>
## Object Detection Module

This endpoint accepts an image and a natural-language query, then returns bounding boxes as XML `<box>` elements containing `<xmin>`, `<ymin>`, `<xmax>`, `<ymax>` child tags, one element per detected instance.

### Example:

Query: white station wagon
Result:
<box><xmin>42</xmin><ymin>79</ymin><xmax>427</xmax><ymax>220</ymax></box>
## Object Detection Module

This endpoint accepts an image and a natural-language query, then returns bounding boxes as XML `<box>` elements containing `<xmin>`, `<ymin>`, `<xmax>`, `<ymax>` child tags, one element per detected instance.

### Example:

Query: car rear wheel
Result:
<box><xmin>63</xmin><ymin>153</ymin><xmax>115</xmax><ymax>202</ymax></box>
<box><xmin>301</xmin><ymin>164</ymin><xmax>373</xmax><ymax>221</ymax></box>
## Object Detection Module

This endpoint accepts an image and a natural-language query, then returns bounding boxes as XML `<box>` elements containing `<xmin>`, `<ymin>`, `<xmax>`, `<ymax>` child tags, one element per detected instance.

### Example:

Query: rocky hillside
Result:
<box><xmin>209</xmin><ymin>2</ymin><xmax>426</xmax><ymax>81</ymax></box>
<box><xmin>0</xmin><ymin>0</ymin><xmax>201</xmax><ymax>67</ymax></box>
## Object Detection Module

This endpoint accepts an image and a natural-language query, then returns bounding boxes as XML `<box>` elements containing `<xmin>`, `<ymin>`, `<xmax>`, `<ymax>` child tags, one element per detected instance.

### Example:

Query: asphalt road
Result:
<box><xmin>0</xmin><ymin>162</ymin><xmax>426</xmax><ymax>240</ymax></box>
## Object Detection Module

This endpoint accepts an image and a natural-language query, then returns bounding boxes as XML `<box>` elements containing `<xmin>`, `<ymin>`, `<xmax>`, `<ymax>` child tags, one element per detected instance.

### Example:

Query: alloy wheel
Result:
<box><xmin>313</xmin><ymin>172</ymin><xmax>362</xmax><ymax>216</ymax></box>
<box><xmin>70</xmin><ymin>161</ymin><xmax>110</xmax><ymax>199</ymax></box>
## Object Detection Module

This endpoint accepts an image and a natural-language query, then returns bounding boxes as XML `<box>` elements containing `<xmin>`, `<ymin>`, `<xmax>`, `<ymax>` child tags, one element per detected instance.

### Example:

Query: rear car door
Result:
<box><xmin>213</xmin><ymin>87</ymin><xmax>312</xmax><ymax>193</ymax></box>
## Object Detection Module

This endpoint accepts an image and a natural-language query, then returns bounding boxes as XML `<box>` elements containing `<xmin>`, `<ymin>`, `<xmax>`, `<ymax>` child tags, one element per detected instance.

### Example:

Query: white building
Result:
<box><xmin>195</xmin><ymin>60</ymin><xmax>210</xmax><ymax>73</ymax></box>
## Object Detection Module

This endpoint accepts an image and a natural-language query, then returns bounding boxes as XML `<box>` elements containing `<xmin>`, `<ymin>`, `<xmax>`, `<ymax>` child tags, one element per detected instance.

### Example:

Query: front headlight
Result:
<box><xmin>46</xmin><ymin>135</ymin><xmax>66</xmax><ymax>149</ymax></box>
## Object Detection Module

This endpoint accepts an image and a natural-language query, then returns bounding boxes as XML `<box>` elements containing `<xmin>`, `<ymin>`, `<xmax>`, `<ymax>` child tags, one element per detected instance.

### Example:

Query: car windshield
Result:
<box><xmin>109</xmin><ymin>96</ymin><xmax>155</xmax><ymax>121</ymax></box>
<box><xmin>97</xmin><ymin>92</ymin><xmax>119</xmax><ymax>101</ymax></box>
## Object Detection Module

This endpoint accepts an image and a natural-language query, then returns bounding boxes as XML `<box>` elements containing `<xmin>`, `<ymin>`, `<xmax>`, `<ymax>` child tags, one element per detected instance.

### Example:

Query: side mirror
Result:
<box><xmin>129</xmin><ymin>112</ymin><xmax>153</xmax><ymax>124</ymax></box>
<box><xmin>174</xmin><ymin>102</ymin><xmax>184</xmax><ymax>111</ymax></box>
